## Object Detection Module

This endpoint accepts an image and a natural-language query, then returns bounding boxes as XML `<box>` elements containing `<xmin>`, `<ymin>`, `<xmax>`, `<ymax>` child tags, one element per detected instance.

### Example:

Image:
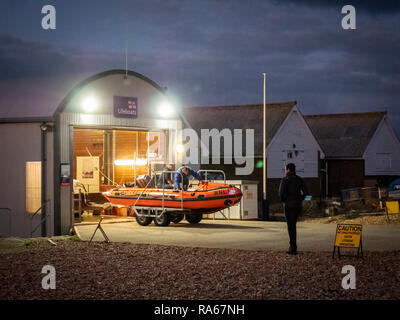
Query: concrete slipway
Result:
<box><xmin>75</xmin><ymin>220</ymin><xmax>400</xmax><ymax>252</ymax></box>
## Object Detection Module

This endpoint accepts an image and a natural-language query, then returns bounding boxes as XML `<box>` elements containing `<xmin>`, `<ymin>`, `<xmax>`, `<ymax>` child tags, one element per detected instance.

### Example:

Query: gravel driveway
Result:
<box><xmin>0</xmin><ymin>239</ymin><xmax>399</xmax><ymax>300</ymax></box>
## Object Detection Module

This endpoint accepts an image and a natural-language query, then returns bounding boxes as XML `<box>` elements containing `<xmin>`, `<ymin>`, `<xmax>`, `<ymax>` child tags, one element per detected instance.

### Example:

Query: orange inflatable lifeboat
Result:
<box><xmin>102</xmin><ymin>181</ymin><xmax>242</xmax><ymax>226</ymax></box>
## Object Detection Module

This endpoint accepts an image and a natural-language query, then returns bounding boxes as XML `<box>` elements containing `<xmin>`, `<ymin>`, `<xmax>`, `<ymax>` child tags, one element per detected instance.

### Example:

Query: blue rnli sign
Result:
<box><xmin>113</xmin><ymin>96</ymin><xmax>138</xmax><ymax>118</ymax></box>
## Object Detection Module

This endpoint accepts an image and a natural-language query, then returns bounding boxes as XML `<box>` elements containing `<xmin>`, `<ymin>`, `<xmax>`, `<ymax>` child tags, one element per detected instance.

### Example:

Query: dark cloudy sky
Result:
<box><xmin>0</xmin><ymin>0</ymin><xmax>399</xmax><ymax>133</ymax></box>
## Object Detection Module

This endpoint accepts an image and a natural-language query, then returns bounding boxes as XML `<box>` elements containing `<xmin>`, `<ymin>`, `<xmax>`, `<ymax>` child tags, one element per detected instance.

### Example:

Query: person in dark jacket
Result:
<box><xmin>279</xmin><ymin>163</ymin><xmax>308</xmax><ymax>255</ymax></box>
<box><xmin>158</xmin><ymin>164</ymin><xmax>175</xmax><ymax>189</ymax></box>
<box><xmin>174</xmin><ymin>166</ymin><xmax>202</xmax><ymax>190</ymax></box>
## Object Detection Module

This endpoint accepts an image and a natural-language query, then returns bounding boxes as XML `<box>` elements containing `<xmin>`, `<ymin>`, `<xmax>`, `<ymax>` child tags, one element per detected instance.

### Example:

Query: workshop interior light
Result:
<box><xmin>114</xmin><ymin>159</ymin><xmax>148</xmax><ymax>166</ymax></box>
<box><xmin>158</xmin><ymin>101</ymin><xmax>174</xmax><ymax>117</ymax></box>
<box><xmin>176</xmin><ymin>144</ymin><xmax>184</xmax><ymax>153</ymax></box>
<box><xmin>82</xmin><ymin>97</ymin><xmax>98</xmax><ymax>112</ymax></box>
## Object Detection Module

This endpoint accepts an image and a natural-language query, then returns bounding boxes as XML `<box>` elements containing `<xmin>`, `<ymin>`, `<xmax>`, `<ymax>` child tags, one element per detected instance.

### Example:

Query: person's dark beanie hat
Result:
<box><xmin>286</xmin><ymin>163</ymin><xmax>296</xmax><ymax>173</ymax></box>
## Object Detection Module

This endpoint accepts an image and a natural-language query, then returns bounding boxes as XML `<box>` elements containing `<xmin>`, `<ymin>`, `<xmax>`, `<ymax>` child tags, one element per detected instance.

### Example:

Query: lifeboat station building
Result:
<box><xmin>0</xmin><ymin>70</ymin><xmax>184</xmax><ymax>237</ymax></box>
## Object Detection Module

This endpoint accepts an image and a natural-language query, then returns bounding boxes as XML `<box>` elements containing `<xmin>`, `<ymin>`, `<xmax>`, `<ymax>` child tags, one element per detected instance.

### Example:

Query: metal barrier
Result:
<box><xmin>195</xmin><ymin>170</ymin><xmax>228</xmax><ymax>220</ymax></box>
<box><xmin>341</xmin><ymin>186</ymin><xmax>387</xmax><ymax>202</ymax></box>
<box><xmin>0</xmin><ymin>208</ymin><xmax>12</xmax><ymax>237</ymax></box>
<box><xmin>132</xmin><ymin>175</ymin><xmax>156</xmax><ymax>208</ymax></box>
<box><xmin>198</xmin><ymin>170</ymin><xmax>230</xmax><ymax>220</ymax></box>
<box><xmin>130</xmin><ymin>171</ymin><xmax>188</xmax><ymax>222</ymax></box>
<box><xmin>133</xmin><ymin>171</ymin><xmax>185</xmax><ymax>212</ymax></box>
<box><xmin>157</xmin><ymin>171</ymin><xmax>184</xmax><ymax>211</ymax></box>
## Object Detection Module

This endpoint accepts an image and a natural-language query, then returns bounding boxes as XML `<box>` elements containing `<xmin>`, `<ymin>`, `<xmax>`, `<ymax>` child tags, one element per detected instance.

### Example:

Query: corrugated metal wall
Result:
<box><xmin>57</xmin><ymin>72</ymin><xmax>183</xmax><ymax>234</ymax></box>
<box><xmin>0</xmin><ymin>123</ymin><xmax>54</xmax><ymax>237</ymax></box>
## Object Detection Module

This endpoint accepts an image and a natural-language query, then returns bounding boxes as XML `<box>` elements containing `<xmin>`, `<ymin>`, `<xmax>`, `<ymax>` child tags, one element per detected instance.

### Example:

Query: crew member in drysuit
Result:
<box><xmin>174</xmin><ymin>166</ymin><xmax>202</xmax><ymax>191</ymax></box>
<box><xmin>279</xmin><ymin>163</ymin><xmax>308</xmax><ymax>255</ymax></box>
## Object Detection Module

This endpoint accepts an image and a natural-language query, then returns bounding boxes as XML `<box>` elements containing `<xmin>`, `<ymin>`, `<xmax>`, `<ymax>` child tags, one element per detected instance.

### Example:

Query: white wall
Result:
<box><xmin>267</xmin><ymin>108</ymin><xmax>323</xmax><ymax>179</ymax></box>
<box><xmin>364</xmin><ymin>117</ymin><xmax>400</xmax><ymax>176</ymax></box>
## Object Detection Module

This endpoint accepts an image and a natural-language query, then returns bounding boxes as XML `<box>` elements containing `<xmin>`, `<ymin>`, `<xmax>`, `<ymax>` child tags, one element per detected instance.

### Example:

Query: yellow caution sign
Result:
<box><xmin>386</xmin><ymin>201</ymin><xmax>399</xmax><ymax>215</ymax></box>
<box><xmin>334</xmin><ymin>224</ymin><xmax>362</xmax><ymax>248</ymax></box>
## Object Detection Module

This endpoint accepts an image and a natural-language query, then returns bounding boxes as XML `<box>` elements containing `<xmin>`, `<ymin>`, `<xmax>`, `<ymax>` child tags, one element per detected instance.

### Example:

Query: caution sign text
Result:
<box><xmin>334</xmin><ymin>224</ymin><xmax>362</xmax><ymax>248</ymax></box>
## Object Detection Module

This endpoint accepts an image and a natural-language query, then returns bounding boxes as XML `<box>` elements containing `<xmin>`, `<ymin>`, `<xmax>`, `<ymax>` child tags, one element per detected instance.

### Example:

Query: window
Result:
<box><xmin>283</xmin><ymin>149</ymin><xmax>305</xmax><ymax>173</ymax></box>
<box><xmin>26</xmin><ymin>162</ymin><xmax>41</xmax><ymax>214</ymax></box>
<box><xmin>376</xmin><ymin>153</ymin><xmax>392</xmax><ymax>170</ymax></box>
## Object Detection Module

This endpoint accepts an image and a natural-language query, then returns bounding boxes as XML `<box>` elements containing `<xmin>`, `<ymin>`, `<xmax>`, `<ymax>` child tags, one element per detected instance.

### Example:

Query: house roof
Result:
<box><xmin>182</xmin><ymin>101</ymin><xmax>296</xmax><ymax>156</ymax></box>
<box><xmin>304</xmin><ymin>111</ymin><xmax>386</xmax><ymax>158</ymax></box>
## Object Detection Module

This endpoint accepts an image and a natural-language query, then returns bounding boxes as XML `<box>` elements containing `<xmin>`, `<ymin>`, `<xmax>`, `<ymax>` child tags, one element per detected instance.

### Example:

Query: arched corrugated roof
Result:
<box><xmin>0</xmin><ymin>69</ymin><xmax>166</xmax><ymax>120</ymax></box>
<box><xmin>54</xmin><ymin>69</ymin><xmax>166</xmax><ymax>116</ymax></box>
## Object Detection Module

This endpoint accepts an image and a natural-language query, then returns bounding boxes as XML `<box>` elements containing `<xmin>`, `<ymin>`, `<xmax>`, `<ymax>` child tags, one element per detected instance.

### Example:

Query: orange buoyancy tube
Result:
<box><xmin>102</xmin><ymin>181</ymin><xmax>242</xmax><ymax>211</ymax></box>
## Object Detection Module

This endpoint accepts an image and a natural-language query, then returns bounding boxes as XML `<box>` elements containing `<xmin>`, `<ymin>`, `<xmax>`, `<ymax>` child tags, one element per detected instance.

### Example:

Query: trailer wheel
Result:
<box><xmin>154</xmin><ymin>212</ymin><xmax>171</xmax><ymax>226</ymax></box>
<box><xmin>136</xmin><ymin>215</ymin><xmax>153</xmax><ymax>226</ymax></box>
<box><xmin>170</xmin><ymin>212</ymin><xmax>184</xmax><ymax>224</ymax></box>
<box><xmin>186</xmin><ymin>213</ymin><xmax>202</xmax><ymax>224</ymax></box>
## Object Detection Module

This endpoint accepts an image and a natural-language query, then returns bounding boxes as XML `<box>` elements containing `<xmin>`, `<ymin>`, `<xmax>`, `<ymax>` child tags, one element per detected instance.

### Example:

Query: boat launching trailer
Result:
<box><xmin>133</xmin><ymin>207</ymin><xmax>193</xmax><ymax>226</ymax></box>
<box><xmin>102</xmin><ymin>170</ymin><xmax>243</xmax><ymax>227</ymax></box>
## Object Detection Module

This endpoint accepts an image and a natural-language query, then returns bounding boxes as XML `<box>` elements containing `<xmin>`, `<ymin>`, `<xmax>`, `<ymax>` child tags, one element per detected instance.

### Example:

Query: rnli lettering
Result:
<box><xmin>113</xmin><ymin>96</ymin><xmax>138</xmax><ymax>118</ymax></box>
<box><xmin>214</xmin><ymin>190</ymin><xmax>228</xmax><ymax>196</ymax></box>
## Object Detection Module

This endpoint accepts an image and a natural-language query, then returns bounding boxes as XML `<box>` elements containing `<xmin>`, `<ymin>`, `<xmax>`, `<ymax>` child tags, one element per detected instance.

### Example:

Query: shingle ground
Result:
<box><xmin>0</xmin><ymin>239</ymin><xmax>399</xmax><ymax>300</ymax></box>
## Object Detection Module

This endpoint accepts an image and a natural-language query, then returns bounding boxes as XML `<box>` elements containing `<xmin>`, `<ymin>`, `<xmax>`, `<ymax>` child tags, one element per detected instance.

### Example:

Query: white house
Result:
<box><xmin>363</xmin><ymin>114</ymin><xmax>400</xmax><ymax>177</ymax></box>
<box><xmin>183</xmin><ymin>101</ymin><xmax>325</xmax><ymax>206</ymax></box>
<box><xmin>305</xmin><ymin>111</ymin><xmax>400</xmax><ymax>196</ymax></box>
<box><xmin>266</xmin><ymin>105</ymin><xmax>324</xmax><ymax>179</ymax></box>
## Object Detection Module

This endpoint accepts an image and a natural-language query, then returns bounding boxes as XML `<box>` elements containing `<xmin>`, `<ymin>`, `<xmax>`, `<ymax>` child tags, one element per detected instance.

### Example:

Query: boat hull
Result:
<box><xmin>102</xmin><ymin>181</ymin><xmax>242</xmax><ymax>214</ymax></box>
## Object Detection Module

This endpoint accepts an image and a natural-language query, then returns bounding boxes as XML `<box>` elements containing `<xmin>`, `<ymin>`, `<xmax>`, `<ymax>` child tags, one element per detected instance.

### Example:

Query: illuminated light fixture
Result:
<box><xmin>158</xmin><ymin>101</ymin><xmax>174</xmax><ymax>117</ymax></box>
<box><xmin>176</xmin><ymin>144</ymin><xmax>184</xmax><ymax>153</ymax></box>
<box><xmin>114</xmin><ymin>159</ymin><xmax>148</xmax><ymax>166</ymax></box>
<box><xmin>82</xmin><ymin>97</ymin><xmax>98</xmax><ymax>112</ymax></box>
